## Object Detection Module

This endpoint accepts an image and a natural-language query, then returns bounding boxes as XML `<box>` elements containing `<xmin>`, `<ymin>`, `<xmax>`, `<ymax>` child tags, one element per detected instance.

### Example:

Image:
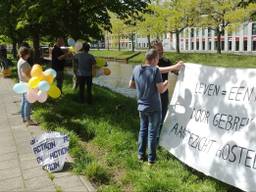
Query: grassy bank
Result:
<box><xmin>91</xmin><ymin>50</ymin><xmax>256</xmax><ymax>68</ymax></box>
<box><xmin>31</xmin><ymin>75</ymin><xmax>240</xmax><ymax>192</ymax></box>
<box><xmin>91</xmin><ymin>50</ymin><xmax>137</xmax><ymax>60</ymax></box>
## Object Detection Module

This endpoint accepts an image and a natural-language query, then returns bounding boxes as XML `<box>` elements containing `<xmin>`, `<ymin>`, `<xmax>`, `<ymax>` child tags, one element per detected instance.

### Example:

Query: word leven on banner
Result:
<box><xmin>195</xmin><ymin>82</ymin><xmax>256</xmax><ymax>102</ymax></box>
<box><xmin>195</xmin><ymin>82</ymin><xmax>221</xmax><ymax>96</ymax></box>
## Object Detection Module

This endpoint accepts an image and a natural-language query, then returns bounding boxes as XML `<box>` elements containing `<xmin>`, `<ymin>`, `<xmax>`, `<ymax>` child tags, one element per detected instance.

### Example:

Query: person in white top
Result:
<box><xmin>17</xmin><ymin>47</ymin><xmax>36</xmax><ymax>126</ymax></box>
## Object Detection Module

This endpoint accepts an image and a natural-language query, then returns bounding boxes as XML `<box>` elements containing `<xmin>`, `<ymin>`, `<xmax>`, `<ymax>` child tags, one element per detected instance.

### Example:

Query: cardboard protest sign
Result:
<box><xmin>31</xmin><ymin>132</ymin><xmax>69</xmax><ymax>172</ymax></box>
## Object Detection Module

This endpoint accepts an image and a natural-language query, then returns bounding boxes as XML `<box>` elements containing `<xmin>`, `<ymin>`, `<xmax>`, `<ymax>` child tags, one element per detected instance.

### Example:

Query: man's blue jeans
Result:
<box><xmin>138</xmin><ymin>111</ymin><xmax>161</xmax><ymax>163</ymax></box>
<box><xmin>21</xmin><ymin>94</ymin><xmax>31</xmax><ymax>121</ymax></box>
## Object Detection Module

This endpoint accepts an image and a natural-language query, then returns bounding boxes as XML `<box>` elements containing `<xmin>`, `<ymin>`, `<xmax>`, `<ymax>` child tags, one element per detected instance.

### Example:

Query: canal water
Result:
<box><xmin>93</xmin><ymin>61</ymin><xmax>178</xmax><ymax>99</ymax></box>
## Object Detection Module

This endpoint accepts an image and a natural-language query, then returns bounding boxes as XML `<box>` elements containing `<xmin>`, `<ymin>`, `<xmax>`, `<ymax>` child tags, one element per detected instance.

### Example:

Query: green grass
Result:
<box><xmin>91</xmin><ymin>50</ymin><xmax>138</xmax><ymax>60</ymax></box>
<box><xmin>31</xmin><ymin>75</ymin><xmax>242</xmax><ymax>192</ymax></box>
<box><xmin>91</xmin><ymin>50</ymin><xmax>256</xmax><ymax>68</ymax></box>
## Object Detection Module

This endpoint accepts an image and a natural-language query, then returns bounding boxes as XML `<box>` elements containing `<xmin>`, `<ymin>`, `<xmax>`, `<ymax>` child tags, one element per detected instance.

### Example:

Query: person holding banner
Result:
<box><xmin>129</xmin><ymin>49</ymin><xmax>182</xmax><ymax>165</ymax></box>
<box><xmin>151</xmin><ymin>40</ymin><xmax>183</xmax><ymax>143</ymax></box>
<box><xmin>73</xmin><ymin>42</ymin><xmax>96</xmax><ymax>104</ymax></box>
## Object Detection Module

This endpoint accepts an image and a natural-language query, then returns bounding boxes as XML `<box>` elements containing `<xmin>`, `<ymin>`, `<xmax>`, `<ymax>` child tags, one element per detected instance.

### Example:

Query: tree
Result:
<box><xmin>137</xmin><ymin>4</ymin><xmax>166</xmax><ymax>49</ymax></box>
<box><xmin>0</xmin><ymin>0</ymin><xmax>28</xmax><ymax>58</ymax></box>
<box><xmin>0</xmin><ymin>0</ymin><xmax>150</xmax><ymax>62</ymax></box>
<box><xmin>162</xmin><ymin>0</ymin><xmax>200</xmax><ymax>53</ymax></box>
<box><xmin>111</xmin><ymin>14</ymin><xmax>126</xmax><ymax>51</ymax></box>
<box><xmin>199</xmin><ymin>0</ymin><xmax>256</xmax><ymax>54</ymax></box>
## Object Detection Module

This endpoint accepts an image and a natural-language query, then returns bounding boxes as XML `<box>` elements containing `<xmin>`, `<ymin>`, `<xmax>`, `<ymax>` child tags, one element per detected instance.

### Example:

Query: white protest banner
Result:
<box><xmin>31</xmin><ymin>132</ymin><xmax>69</xmax><ymax>172</ymax></box>
<box><xmin>160</xmin><ymin>63</ymin><xmax>256</xmax><ymax>192</ymax></box>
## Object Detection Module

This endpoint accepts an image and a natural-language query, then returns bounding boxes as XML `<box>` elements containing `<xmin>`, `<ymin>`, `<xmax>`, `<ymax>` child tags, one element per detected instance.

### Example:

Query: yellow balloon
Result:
<box><xmin>31</xmin><ymin>64</ymin><xmax>43</xmax><ymax>77</ymax></box>
<box><xmin>103</xmin><ymin>68</ymin><xmax>111</xmax><ymax>76</ymax></box>
<box><xmin>48</xmin><ymin>85</ymin><xmax>61</xmax><ymax>99</ymax></box>
<box><xmin>28</xmin><ymin>77</ymin><xmax>41</xmax><ymax>88</ymax></box>
<box><xmin>69</xmin><ymin>46</ymin><xmax>75</xmax><ymax>53</ymax></box>
<box><xmin>42</xmin><ymin>73</ymin><xmax>54</xmax><ymax>84</ymax></box>
<box><xmin>96</xmin><ymin>58</ymin><xmax>106</xmax><ymax>67</ymax></box>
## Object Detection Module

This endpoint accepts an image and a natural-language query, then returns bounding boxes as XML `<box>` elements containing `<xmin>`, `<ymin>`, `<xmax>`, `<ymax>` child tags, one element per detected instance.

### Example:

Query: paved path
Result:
<box><xmin>0</xmin><ymin>77</ymin><xmax>95</xmax><ymax>192</ymax></box>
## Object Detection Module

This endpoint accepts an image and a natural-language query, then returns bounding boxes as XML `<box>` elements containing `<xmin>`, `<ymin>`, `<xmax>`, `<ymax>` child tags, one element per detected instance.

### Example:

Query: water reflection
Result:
<box><xmin>93</xmin><ymin>61</ymin><xmax>178</xmax><ymax>99</ymax></box>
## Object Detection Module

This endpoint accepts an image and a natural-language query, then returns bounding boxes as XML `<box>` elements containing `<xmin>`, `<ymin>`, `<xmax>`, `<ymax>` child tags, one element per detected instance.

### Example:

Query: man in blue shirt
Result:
<box><xmin>129</xmin><ymin>49</ymin><xmax>175</xmax><ymax>165</ymax></box>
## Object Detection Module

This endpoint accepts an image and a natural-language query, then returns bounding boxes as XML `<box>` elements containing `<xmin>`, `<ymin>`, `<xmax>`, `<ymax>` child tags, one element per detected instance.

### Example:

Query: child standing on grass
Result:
<box><xmin>17</xmin><ymin>47</ymin><xmax>36</xmax><ymax>126</ymax></box>
<box><xmin>129</xmin><ymin>49</ymin><xmax>168</xmax><ymax>165</ymax></box>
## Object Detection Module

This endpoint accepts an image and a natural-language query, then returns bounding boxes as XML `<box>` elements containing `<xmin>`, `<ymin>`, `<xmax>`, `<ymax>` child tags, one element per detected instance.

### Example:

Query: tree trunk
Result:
<box><xmin>32</xmin><ymin>33</ymin><xmax>41</xmax><ymax>63</ymax></box>
<box><xmin>131</xmin><ymin>33</ymin><xmax>135</xmax><ymax>52</ymax></box>
<box><xmin>175</xmin><ymin>31</ymin><xmax>180</xmax><ymax>54</ymax></box>
<box><xmin>107</xmin><ymin>34</ymin><xmax>110</xmax><ymax>50</ymax></box>
<box><xmin>97</xmin><ymin>41</ymin><xmax>100</xmax><ymax>50</ymax></box>
<box><xmin>147</xmin><ymin>35</ymin><xmax>151</xmax><ymax>49</ymax></box>
<box><xmin>216</xmin><ymin>29</ymin><xmax>221</xmax><ymax>54</ymax></box>
<box><xmin>118</xmin><ymin>35</ymin><xmax>121</xmax><ymax>51</ymax></box>
<box><xmin>12</xmin><ymin>41</ymin><xmax>17</xmax><ymax>59</ymax></box>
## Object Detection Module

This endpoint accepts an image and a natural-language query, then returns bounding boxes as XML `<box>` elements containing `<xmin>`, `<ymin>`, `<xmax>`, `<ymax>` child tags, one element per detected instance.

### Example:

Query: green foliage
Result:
<box><xmin>137</xmin><ymin>4</ymin><xmax>166</xmax><ymax>38</ymax></box>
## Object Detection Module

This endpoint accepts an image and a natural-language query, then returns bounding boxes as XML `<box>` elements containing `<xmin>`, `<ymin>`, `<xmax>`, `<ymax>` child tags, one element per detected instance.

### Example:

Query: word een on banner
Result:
<box><xmin>31</xmin><ymin>132</ymin><xmax>69</xmax><ymax>172</ymax></box>
<box><xmin>13</xmin><ymin>65</ymin><xmax>61</xmax><ymax>103</ymax></box>
<box><xmin>160</xmin><ymin>63</ymin><xmax>256</xmax><ymax>192</ymax></box>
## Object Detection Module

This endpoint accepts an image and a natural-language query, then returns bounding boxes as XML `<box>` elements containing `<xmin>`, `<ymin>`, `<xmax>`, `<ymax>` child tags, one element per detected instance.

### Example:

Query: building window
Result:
<box><xmin>208</xmin><ymin>41</ymin><xmax>212</xmax><ymax>50</ymax></box>
<box><xmin>191</xmin><ymin>42</ymin><xmax>194</xmax><ymax>50</ymax></box>
<box><xmin>208</xmin><ymin>28</ymin><xmax>211</xmax><ymax>37</ymax></box>
<box><xmin>243</xmin><ymin>23</ymin><xmax>248</xmax><ymax>35</ymax></box>
<box><xmin>186</xmin><ymin>40</ymin><xmax>189</xmax><ymax>50</ymax></box>
<box><xmin>244</xmin><ymin>40</ymin><xmax>247</xmax><ymax>51</ymax></box>
<box><xmin>196</xmin><ymin>29</ymin><xmax>199</xmax><ymax>37</ymax></box>
<box><xmin>253</xmin><ymin>40</ymin><xmax>256</xmax><ymax>51</ymax></box>
<box><xmin>252</xmin><ymin>23</ymin><xmax>256</xmax><ymax>35</ymax></box>
<box><xmin>202</xmin><ymin>29</ymin><xmax>205</xmax><ymax>37</ymax></box>
<box><xmin>236</xmin><ymin>41</ymin><xmax>239</xmax><ymax>51</ymax></box>
<box><xmin>191</xmin><ymin>28</ymin><xmax>194</xmax><ymax>37</ymax></box>
<box><xmin>228</xmin><ymin>40</ymin><xmax>232</xmax><ymax>51</ymax></box>
<box><xmin>196</xmin><ymin>41</ymin><xmax>199</xmax><ymax>50</ymax></box>
<box><xmin>221</xmin><ymin>41</ymin><xmax>224</xmax><ymax>50</ymax></box>
<box><xmin>202</xmin><ymin>41</ymin><xmax>205</xmax><ymax>50</ymax></box>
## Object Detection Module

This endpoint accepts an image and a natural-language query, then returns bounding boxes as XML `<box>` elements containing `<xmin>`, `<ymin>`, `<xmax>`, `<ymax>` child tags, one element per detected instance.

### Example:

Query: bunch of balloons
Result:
<box><xmin>13</xmin><ymin>64</ymin><xmax>61</xmax><ymax>103</ymax></box>
<box><xmin>93</xmin><ymin>58</ymin><xmax>111</xmax><ymax>77</ymax></box>
<box><xmin>67</xmin><ymin>38</ymin><xmax>111</xmax><ymax>77</ymax></box>
<box><xmin>67</xmin><ymin>38</ymin><xmax>83</xmax><ymax>53</ymax></box>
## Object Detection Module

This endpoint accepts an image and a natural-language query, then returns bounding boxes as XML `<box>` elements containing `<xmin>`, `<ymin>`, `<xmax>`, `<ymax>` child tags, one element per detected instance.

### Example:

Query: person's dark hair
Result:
<box><xmin>18</xmin><ymin>47</ymin><xmax>30</xmax><ymax>58</ymax></box>
<box><xmin>83</xmin><ymin>42</ymin><xmax>90</xmax><ymax>52</ymax></box>
<box><xmin>145</xmin><ymin>49</ymin><xmax>159</xmax><ymax>62</ymax></box>
<box><xmin>56</xmin><ymin>36</ymin><xmax>64</xmax><ymax>42</ymax></box>
<box><xmin>151</xmin><ymin>39</ymin><xmax>162</xmax><ymax>49</ymax></box>
<box><xmin>20</xmin><ymin>42</ymin><xmax>30</xmax><ymax>48</ymax></box>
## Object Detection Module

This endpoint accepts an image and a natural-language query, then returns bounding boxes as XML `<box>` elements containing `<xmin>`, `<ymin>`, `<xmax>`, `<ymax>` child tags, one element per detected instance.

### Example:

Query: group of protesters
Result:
<box><xmin>15</xmin><ymin>36</ymin><xmax>184</xmax><ymax>165</ymax></box>
<box><xmin>16</xmin><ymin>37</ymin><xmax>96</xmax><ymax>126</ymax></box>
